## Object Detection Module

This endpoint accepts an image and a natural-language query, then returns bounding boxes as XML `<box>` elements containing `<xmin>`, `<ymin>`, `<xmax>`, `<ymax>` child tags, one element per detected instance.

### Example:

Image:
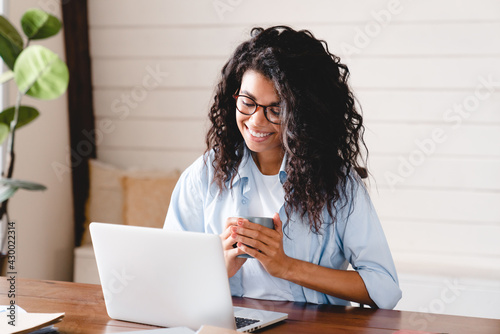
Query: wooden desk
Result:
<box><xmin>1</xmin><ymin>278</ymin><xmax>499</xmax><ymax>333</ymax></box>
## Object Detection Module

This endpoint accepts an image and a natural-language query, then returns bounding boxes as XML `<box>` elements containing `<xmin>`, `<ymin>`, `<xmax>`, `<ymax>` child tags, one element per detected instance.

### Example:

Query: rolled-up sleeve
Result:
<box><xmin>339</xmin><ymin>178</ymin><xmax>402</xmax><ymax>309</ymax></box>
<box><xmin>163</xmin><ymin>156</ymin><xmax>206</xmax><ymax>232</ymax></box>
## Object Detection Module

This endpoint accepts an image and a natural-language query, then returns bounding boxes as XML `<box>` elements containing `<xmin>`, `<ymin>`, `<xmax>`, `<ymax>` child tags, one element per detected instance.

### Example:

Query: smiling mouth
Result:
<box><xmin>247</xmin><ymin>127</ymin><xmax>272</xmax><ymax>138</ymax></box>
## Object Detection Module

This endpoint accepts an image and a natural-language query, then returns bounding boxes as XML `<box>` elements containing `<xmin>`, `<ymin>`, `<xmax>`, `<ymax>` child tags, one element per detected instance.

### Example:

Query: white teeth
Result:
<box><xmin>248</xmin><ymin>128</ymin><xmax>271</xmax><ymax>138</ymax></box>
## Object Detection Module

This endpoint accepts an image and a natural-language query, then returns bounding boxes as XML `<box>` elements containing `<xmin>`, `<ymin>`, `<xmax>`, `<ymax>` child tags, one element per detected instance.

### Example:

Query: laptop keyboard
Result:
<box><xmin>235</xmin><ymin>316</ymin><xmax>260</xmax><ymax>329</ymax></box>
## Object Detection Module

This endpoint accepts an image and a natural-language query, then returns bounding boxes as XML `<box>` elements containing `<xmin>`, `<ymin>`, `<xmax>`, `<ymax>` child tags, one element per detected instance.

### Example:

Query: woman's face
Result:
<box><xmin>236</xmin><ymin>70</ymin><xmax>283</xmax><ymax>165</ymax></box>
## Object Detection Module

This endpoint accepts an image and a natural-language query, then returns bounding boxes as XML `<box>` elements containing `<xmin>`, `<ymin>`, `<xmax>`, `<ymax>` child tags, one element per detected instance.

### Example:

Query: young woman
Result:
<box><xmin>164</xmin><ymin>26</ymin><xmax>401</xmax><ymax>309</ymax></box>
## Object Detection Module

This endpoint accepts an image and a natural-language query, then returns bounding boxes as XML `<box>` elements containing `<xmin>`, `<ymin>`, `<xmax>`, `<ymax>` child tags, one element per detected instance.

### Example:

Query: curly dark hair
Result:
<box><xmin>205</xmin><ymin>26</ymin><xmax>368</xmax><ymax>233</ymax></box>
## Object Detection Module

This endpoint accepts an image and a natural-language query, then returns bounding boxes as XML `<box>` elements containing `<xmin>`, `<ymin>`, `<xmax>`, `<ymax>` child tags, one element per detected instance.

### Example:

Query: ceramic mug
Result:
<box><xmin>236</xmin><ymin>216</ymin><xmax>274</xmax><ymax>258</ymax></box>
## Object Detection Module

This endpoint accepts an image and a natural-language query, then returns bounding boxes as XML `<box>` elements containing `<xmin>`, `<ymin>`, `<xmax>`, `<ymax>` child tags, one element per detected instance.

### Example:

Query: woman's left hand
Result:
<box><xmin>232</xmin><ymin>212</ymin><xmax>292</xmax><ymax>278</ymax></box>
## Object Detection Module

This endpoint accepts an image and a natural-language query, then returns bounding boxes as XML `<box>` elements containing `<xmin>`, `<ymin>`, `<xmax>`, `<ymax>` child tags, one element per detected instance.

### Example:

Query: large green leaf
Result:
<box><xmin>0</xmin><ymin>106</ymin><xmax>40</xmax><ymax>129</ymax></box>
<box><xmin>0</xmin><ymin>123</ymin><xmax>9</xmax><ymax>145</ymax></box>
<box><xmin>13</xmin><ymin>45</ymin><xmax>69</xmax><ymax>100</ymax></box>
<box><xmin>21</xmin><ymin>9</ymin><xmax>61</xmax><ymax>40</ymax></box>
<box><xmin>0</xmin><ymin>16</ymin><xmax>24</xmax><ymax>70</ymax></box>
<box><xmin>0</xmin><ymin>179</ymin><xmax>46</xmax><ymax>203</ymax></box>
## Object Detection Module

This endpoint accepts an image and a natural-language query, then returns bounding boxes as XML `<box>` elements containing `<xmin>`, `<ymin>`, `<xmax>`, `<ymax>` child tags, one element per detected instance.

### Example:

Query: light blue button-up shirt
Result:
<box><xmin>164</xmin><ymin>148</ymin><xmax>402</xmax><ymax>309</ymax></box>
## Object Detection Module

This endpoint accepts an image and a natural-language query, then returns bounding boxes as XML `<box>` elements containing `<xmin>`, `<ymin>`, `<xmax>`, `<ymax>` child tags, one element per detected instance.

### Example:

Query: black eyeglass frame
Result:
<box><xmin>232</xmin><ymin>94</ymin><xmax>282</xmax><ymax>125</ymax></box>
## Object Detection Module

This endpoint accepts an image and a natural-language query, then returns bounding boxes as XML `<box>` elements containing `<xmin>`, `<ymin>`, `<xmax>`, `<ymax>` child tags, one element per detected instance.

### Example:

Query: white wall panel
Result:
<box><xmin>365</xmin><ymin>124</ymin><xmax>500</xmax><ymax>156</ymax></box>
<box><xmin>89</xmin><ymin>27</ymin><xmax>244</xmax><ymax>58</ymax></box>
<box><xmin>393</xmin><ymin>251</ymin><xmax>500</xmax><ymax>277</ymax></box>
<box><xmin>97</xmin><ymin>119</ymin><xmax>207</xmax><ymax>150</ymax></box>
<box><xmin>88</xmin><ymin>0</ymin><xmax>500</xmax><ymax>26</ymax></box>
<box><xmin>382</xmin><ymin>219</ymin><xmax>500</xmax><ymax>257</ymax></box>
<box><xmin>359</xmin><ymin>91</ymin><xmax>500</xmax><ymax>123</ymax></box>
<box><xmin>92</xmin><ymin>57</ymin><xmax>500</xmax><ymax>90</ymax></box>
<box><xmin>92</xmin><ymin>59</ymin><xmax>224</xmax><ymax>88</ymax></box>
<box><xmin>89</xmin><ymin>23</ymin><xmax>500</xmax><ymax>58</ymax></box>
<box><xmin>94</xmin><ymin>89</ymin><xmax>213</xmax><ymax>119</ymax></box>
<box><xmin>346</xmin><ymin>57</ymin><xmax>500</xmax><ymax>89</ymax></box>
<box><xmin>371</xmin><ymin>189</ymin><xmax>500</xmax><ymax>224</ymax></box>
<box><xmin>369</xmin><ymin>156</ymin><xmax>500</xmax><ymax>191</ymax></box>
<box><xmin>96</xmin><ymin>147</ymin><xmax>203</xmax><ymax>171</ymax></box>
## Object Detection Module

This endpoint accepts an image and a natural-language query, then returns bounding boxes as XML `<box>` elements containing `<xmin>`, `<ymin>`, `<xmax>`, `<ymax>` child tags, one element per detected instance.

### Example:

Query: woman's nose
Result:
<box><xmin>249</xmin><ymin>106</ymin><xmax>268</xmax><ymax>126</ymax></box>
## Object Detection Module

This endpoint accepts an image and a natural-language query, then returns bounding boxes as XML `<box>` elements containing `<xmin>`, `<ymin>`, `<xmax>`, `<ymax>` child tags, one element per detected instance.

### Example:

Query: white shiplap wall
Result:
<box><xmin>88</xmin><ymin>0</ymin><xmax>500</xmax><ymax>318</ymax></box>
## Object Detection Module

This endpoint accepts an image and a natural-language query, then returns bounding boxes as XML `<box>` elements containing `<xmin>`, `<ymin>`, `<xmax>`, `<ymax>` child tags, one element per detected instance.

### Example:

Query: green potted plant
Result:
<box><xmin>0</xmin><ymin>8</ymin><xmax>69</xmax><ymax>267</ymax></box>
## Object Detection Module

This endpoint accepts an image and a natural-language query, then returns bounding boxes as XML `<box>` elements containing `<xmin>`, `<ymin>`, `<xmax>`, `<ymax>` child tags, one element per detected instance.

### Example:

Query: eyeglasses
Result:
<box><xmin>232</xmin><ymin>94</ymin><xmax>282</xmax><ymax>124</ymax></box>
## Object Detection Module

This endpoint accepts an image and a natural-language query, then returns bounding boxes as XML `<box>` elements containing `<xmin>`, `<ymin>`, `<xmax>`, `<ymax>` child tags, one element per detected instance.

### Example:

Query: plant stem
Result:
<box><xmin>0</xmin><ymin>90</ymin><xmax>22</xmax><ymax>255</ymax></box>
<box><xmin>4</xmin><ymin>90</ymin><xmax>22</xmax><ymax>179</ymax></box>
<box><xmin>0</xmin><ymin>210</ymin><xmax>9</xmax><ymax>254</ymax></box>
<box><xmin>4</xmin><ymin>40</ymin><xmax>31</xmax><ymax>178</ymax></box>
<box><xmin>1</xmin><ymin>38</ymin><xmax>32</xmax><ymax>256</ymax></box>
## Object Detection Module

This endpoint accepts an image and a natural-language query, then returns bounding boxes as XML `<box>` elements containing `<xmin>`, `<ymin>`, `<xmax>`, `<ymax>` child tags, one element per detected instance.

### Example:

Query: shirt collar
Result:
<box><xmin>229</xmin><ymin>145</ymin><xmax>288</xmax><ymax>187</ymax></box>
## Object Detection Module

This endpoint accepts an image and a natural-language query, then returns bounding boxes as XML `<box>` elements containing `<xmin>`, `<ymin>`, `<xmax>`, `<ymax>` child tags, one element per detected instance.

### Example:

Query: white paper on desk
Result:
<box><xmin>0</xmin><ymin>306</ymin><xmax>64</xmax><ymax>334</ymax></box>
<box><xmin>196</xmin><ymin>325</ymin><xmax>238</xmax><ymax>334</ymax></box>
<box><xmin>115</xmin><ymin>328</ymin><xmax>195</xmax><ymax>334</ymax></box>
<box><xmin>0</xmin><ymin>305</ymin><xmax>27</xmax><ymax>314</ymax></box>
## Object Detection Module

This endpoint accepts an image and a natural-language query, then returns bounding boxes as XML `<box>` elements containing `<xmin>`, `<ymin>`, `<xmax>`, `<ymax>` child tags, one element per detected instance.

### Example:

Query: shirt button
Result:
<box><xmin>241</xmin><ymin>199</ymin><xmax>247</xmax><ymax>205</ymax></box>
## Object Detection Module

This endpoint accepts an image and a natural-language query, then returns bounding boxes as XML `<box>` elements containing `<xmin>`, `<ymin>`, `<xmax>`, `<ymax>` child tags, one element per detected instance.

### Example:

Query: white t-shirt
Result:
<box><xmin>240</xmin><ymin>157</ymin><xmax>294</xmax><ymax>301</ymax></box>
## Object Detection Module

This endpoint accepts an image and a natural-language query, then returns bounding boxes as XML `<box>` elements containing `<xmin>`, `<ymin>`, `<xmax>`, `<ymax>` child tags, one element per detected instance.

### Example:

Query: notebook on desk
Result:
<box><xmin>90</xmin><ymin>222</ymin><xmax>287</xmax><ymax>332</ymax></box>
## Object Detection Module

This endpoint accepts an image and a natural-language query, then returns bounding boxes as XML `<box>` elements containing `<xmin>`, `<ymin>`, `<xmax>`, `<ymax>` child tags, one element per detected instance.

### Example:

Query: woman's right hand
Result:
<box><xmin>220</xmin><ymin>217</ymin><xmax>247</xmax><ymax>277</ymax></box>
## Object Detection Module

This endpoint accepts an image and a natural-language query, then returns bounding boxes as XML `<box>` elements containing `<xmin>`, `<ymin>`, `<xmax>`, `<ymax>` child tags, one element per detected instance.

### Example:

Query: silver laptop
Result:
<box><xmin>90</xmin><ymin>222</ymin><xmax>288</xmax><ymax>332</ymax></box>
